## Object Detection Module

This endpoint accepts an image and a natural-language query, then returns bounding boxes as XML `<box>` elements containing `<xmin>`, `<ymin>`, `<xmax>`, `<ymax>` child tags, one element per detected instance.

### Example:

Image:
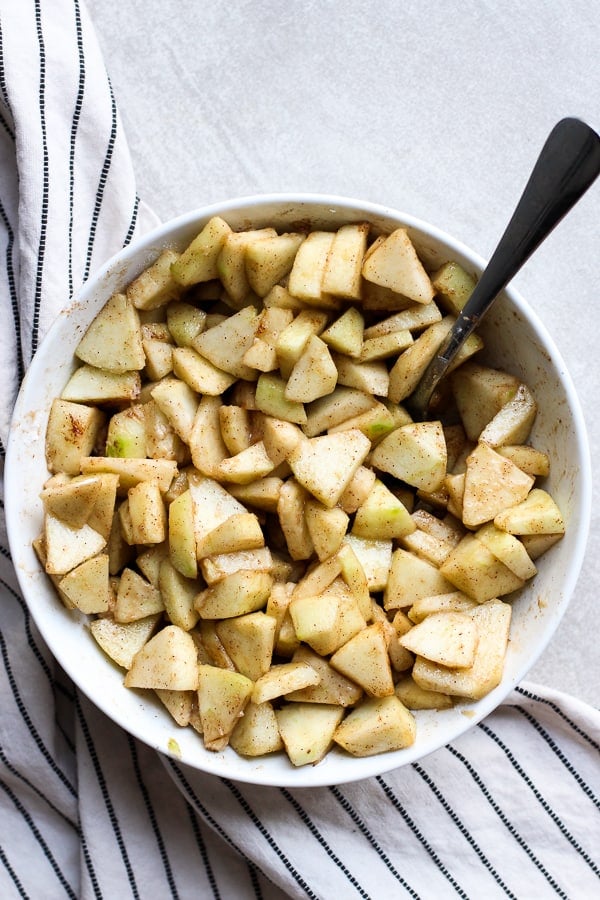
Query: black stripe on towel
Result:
<box><xmin>31</xmin><ymin>0</ymin><xmax>50</xmax><ymax>358</ymax></box>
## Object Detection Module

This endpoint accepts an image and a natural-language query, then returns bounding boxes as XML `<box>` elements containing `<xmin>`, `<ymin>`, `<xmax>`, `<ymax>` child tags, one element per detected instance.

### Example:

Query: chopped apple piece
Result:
<box><xmin>303</xmin><ymin>386</ymin><xmax>376</xmax><ymax>437</ymax></box>
<box><xmin>229</xmin><ymin>701</ymin><xmax>283</xmax><ymax>757</ymax></box>
<box><xmin>58</xmin><ymin>554</ymin><xmax>111</xmax><ymax>614</ymax></box>
<box><xmin>228</xmin><ymin>476</ymin><xmax>283</xmax><ymax>512</ymax></box>
<box><xmin>90</xmin><ymin>613</ymin><xmax>161</xmax><ymax>669</ymax></box>
<box><xmin>215</xmin><ymin>441</ymin><xmax>275</xmax><ymax>485</ymax></box>
<box><xmin>158</xmin><ymin>559</ymin><xmax>199</xmax><ymax>631</ymax></box>
<box><xmin>127</xmin><ymin>249</ymin><xmax>181</xmax><ymax>310</ymax></box>
<box><xmin>277</xmin><ymin>703</ymin><xmax>345</xmax><ymax>766</ymax></box>
<box><xmin>462</xmin><ymin>443</ymin><xmax>534</xmax><ymax>529</ymax></box>
<box><xmin>171</xmin><ymin>216</ymin><xmax>232</xmax><ymax>286</ymax></box>
<box><xmin>217</xmin><ymin>229</ymin><xmax>276</xmax><ymax>306</ymax></box>
<box><xmin>124</xmin><ymin>625</ymin><xmax>199</xmax><ymax>690</ymax></box>
<box><xmin>192</xmin><ymin>306</ymin><xmax>260</xmax><ymax>379</ymax></box>
<box><xmin>494</xmin><ymin>488</ymin><xmax>565</xmax><ymax>535</ymax></box>
<box><xmin>399</xmin><ymin>611</ymin><xmax>478</xmax><ymax>668</ymax></box>
<box><xmin>197</xmin><ymin>665</ymin><xmax>254</xmax><ymax>750</ymax></box>
<box><xmin>168</xmin><ymin>489</ymin><xmax>197</xmax><ymax>579</ymax></box>
<box><xmin>287</xmin><ymin>231</ymin><xmax>338</xmax><ymax>306</ymax></box>
<box><xmin>496</xmin><ymin>445</ymin><xmax>550</xmax><ymax>477</ymax></box>
<box><xmin>45</xmin><ymin>399</ymin><xmax>105</xmax><ymax>476</ymax></box>
<box><xmin>61</xmin><ymin>365</ymin><xmax>141</xmax><ymax>404</ymax></box>
<box><xmin>40</xmin><ymin>475</ymin><xmax>103</xmax><ymax>529</ymax></box>
<box><xmin>475</xmin><ymin>522</ymin><xmax>537</xmax><ymax>580</ymax></box>
<box><xmin>245</xmin><ymin>232</ymin><xmax>305</xmax><ymax>297</ymax></box>
<box><xmin>172</xmin><ymin>347</ymin><xmax>237</xmax><ymax>396</ymax></box>
<box><xmin>287</xmin><ymin>645</ymin><xmax>363</xmax><ymax>706</ymax></box>
<box><xmin>430</xmin><ymin>260</ymin><xmax>476</xmax><ymax>314</ymax></box>
<box><xmin>200</xmin><ymin>547</ymin><xmax>273</xmax><ymax>585</ymax></box>
<box><xmin>352</xmin><ymin>478</ymin><xmax>415</xmax><ymax>540</ymax></box>
<box><xmin>80</xmin><ymin>456</ymin><xmax>177</xmax><ymax>493</ymax></box>
<box><xmin>289</xmin><ymin>590</ymin><xmax>365</xmax><ymax>656</ymax></box>
<box><xmin>288</xmin><ymin>428</ymin><xmax>371</xmax><ymax>508</ymax></box>
<box><xmin>371</xmin><ymin>420</ymin><xmax>447</xmax><ymax>492</ymax></box>
<box><xmin>305</xmin><ymin>500</ymin><xmax>349</xmax><ymax>561</ymax></box>
<box><xmin>333</xmin><ymin>695</ymin><xmax>416</xmax><ymax>756</ymax></box>
<box><xmin>216</xmin><ymin>611</ymin><xmax>276</xmax><ymax>681</ymax></box>
<box><xmin>363</xmin><ymin>302</ymin><xmax>442</xmax><ymax>339</ymax></box>
<box><xmin>321</xmin><ymin>222</ymin><xmax>370</xmax><ymax>299</ymax></box>
<box><xmin>320</xmin><ymin>306</ymin><xmax>364</xmax><ymax>357</ymax></box>
<box><xmin>188</xmin><ymin>395</ymin><xmax>230</xmax><ymax>475</ymax></box>
<box><xmin>284</xmin><ymin>335</ymin><xmax>338</xmax><ymax>403</ymax></box>
<box><xmin>128</xmin><ymin>479</ymin><xmax>167</xmax><ymax>545</ymax></box>
<box><xmin>342</xmin><ymin>533</ymin><xmax>392</xmax><ymax>592</ymax></box>
<box><xmin>155</xmin><ymin>689</ymin><xmax>194</xmax><ymax>727</ymax></box>
<box><xmin>255</xmin><ymin>373</ymin><xmax>307</xmax><ymax>425</ymax></box>
<box><xmin>330</xmin><ymin>622</ymin><xmax>394</xmax><ymax>697</ymax></box>
<box><xmin>196</xmin><ymin>569</ymin><xmax>273</xmax><ymax>619</ymax></box>
<box><xmin>479</xmin><ymin>383</ymin><xmax>537</xmax><ymax>447</ymax></box>
<box><xmin>75</xmin><ymin>292</ymin><xmax>144</xmax><ymax>373</ymax></box>
<box><xmin>197</xmin><ymin>513</ymin><xmax>265</xmax><ymax>561</ymax></box>
<box><xmin>252</xmin><ymin>661</ymin><xmax>320</xmax><ymax>705</ymax></box>
<box><xmin>332</xmin><ymin>353</ymin><xmax>389</xmax><ymax>397</ymax></box>
<box><xmin>166</xmin><ymin>301</ymin><xmax>207</xmax><ymax>347</ymax></box>
<box><xmin>115</xmin><ymin>567</ymin><xmax>164</xmax><ymax>623</ymax></box>
<box><xmin>384</xmin><ymin>548</ymin><xmax>454</xmax><ymax>611</ymax></box>
<box><xmin>412</xmin><ymin>600</ymin><xmax>511</xmax><ymax>700</ymax></box>
<box><xmin>44</xmin><ymin>514</ymin><xmax>107</xmax><ymax>575</ymax></box>
<box><xmin>275</xmin><ymin>310</ymin><xmax>329</xmax><ymax>378</ymax></box>
<box><xmin>440</xmin><ymin>533</ymin><xmax>524</xmax><ymax>602</ymax></box>
<box><xmin>452</xmin><ymin>362</ymin><xmax>521</xmax><ymax>441</ymax></box>
<box><xmin>361</xmin><ymin>227</ymin><xmax>434</xmax><ymax>304</ymax></box>
<box><xmin>408</xmin><ymin>591</ymin><xmax>477</xmax><ymax>624</ymax></box>
<box><xmin>394</xmin><ymin>676</ymin><xmax>453</xmax><ymax>710</ymax></box>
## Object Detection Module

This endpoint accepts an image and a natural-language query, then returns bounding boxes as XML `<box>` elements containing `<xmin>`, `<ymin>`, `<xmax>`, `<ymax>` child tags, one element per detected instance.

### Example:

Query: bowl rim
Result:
<box><xmin>4</xmin><ymin>192</ymin><xmax>592</xmax><ymax>787</ymax></box>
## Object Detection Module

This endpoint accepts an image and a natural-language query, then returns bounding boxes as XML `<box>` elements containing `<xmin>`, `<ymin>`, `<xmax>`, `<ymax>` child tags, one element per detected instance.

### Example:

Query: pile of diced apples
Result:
<box><xmin>36</xmin><ymin>216</ymin><xmax>565</xmax><ymax>766</ymax></box>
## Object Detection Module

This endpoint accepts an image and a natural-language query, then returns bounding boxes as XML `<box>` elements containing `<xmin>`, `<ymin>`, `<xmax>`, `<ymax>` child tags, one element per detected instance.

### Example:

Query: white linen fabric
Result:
<box><xmin>0</xmin><ymin>2</ymin><xmax>598</xmax><ymax>899</ymax></box>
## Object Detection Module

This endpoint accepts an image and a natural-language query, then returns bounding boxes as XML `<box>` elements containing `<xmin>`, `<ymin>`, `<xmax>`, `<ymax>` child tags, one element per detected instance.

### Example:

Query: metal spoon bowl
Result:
<box><xmin>407</xmin><ymin>117</ymin><xmax>600</xmax><ymax>419</ymax></box>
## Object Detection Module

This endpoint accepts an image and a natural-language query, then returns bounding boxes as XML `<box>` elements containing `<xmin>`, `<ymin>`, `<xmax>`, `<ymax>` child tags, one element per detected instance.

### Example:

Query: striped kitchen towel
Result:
<box><xmin>0</xmin><ymin>2</ymin><xmax>598</xmax><ymax>899</ymax></box>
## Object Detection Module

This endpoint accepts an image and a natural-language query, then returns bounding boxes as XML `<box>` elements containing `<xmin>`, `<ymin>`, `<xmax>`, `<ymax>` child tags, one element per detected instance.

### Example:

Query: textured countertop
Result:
<box><xmin>89</xmin><ymin>0</ymin><xmax>600</xmax><ymax>707</ymax></box>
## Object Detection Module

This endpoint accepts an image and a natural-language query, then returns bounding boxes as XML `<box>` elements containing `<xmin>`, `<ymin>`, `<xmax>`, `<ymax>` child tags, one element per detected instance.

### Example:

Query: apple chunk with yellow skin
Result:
<box><xmin>197</xmin><ymin>665</ymin><xmax>254</xmax><ymax>751</ymax></box>
<box><xmin>287</xmin><ymin>231</ymin><xmax>338</xmax><ymax>307</ymax></box>
<box><xmin>361</xmin><ymin>227</ymin><xmax>434</xmax><ymax>304</ymax></box>
<box><xmin>371</xmin><ymin>420</ymin><xmax>447</xmax><ymax>492</ymax></box>
<box><xmin>333</xmin><ymin>695</ymin><xmax>416</xmax><ymax>757</ymax></box>
<box><xmin>158</xmin><ymin>559</ymin><xmax>199</xmax><ymax>632</ymax></box>
<box><xmin>75</xmin><ymin>292</ymin><xmax>144</xmax><ymax>374</ymax></box>
<box><xmin>475</xmin><ymin>522</ymin><xmax>537</xmax><ymax>580</ymax></box>
<box><xmin>168</xmin><ymin>489</ymin><xmax>197</xmax><ymax>579</ymax></box>
<box><xmin>461</xmin><ymin>442</ymin><xmax>534</xmax><ymax>529</ymax></box>
<box><xmin>289</xmin><ymin>590</ymin><xmax>366</xmax><ymax>656</ymax></box>
<box><xmin>276</xmin><ymin>703</ymin><xmax>345</xmax><ymax>767</ymax></box>
<box><xmin>252</xmin><ymin>661</ymin><xmax>320</xmax><ymax>705</ymax></box>
<box><xmin>124</xmin><ymin>625</ymin><xmax>199</xmax><ymax>691</ymax></box>
<box><xmin>288</xmin><ymin>428</ymin><xmax>371</xmax><ymax>508</ymax></box>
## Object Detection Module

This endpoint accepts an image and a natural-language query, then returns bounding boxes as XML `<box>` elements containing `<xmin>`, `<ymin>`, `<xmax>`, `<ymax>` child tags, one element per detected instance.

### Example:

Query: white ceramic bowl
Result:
<box><xmin>5</xmin><ymin>194</ymin><xmax>591</xmax><ymax>787</ymax></box>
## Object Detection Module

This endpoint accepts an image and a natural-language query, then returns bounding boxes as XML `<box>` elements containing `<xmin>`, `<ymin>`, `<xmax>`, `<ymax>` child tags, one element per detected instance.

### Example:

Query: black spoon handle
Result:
<box><xmin>409</xmin><ymin>117</ymin><xmax>600</xmax><ymax>418</ymax></box>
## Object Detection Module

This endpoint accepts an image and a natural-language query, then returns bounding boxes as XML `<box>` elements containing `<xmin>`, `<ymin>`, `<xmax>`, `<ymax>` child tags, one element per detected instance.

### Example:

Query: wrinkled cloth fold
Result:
<box><xmin>0</xmin><ymin>2</ymin><xmax>598</xmax><ymax>898</ymax></box>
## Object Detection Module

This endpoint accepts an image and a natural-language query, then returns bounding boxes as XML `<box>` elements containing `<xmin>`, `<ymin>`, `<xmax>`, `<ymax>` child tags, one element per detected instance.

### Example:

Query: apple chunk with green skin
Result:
<box><xmin>370</xmin><ymin>421</ymin><xmax>447</xmax><ymax>492</ymax></box>
<box><xmin>288</xmin><ymin>428</ymin><xmax>371</xmax><ymax>508</ymax></box>
<box><xmin>75</xmin><ymin>292</ymin><xmax>144</xmax><ymax>374</ymax></box>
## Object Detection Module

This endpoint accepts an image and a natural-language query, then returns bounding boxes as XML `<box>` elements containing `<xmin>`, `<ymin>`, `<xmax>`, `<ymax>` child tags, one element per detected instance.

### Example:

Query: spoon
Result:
<box><xmin>407</xmin><ymin>117</ymin><xmax>600</xmax><ymax>419</ymax></box>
